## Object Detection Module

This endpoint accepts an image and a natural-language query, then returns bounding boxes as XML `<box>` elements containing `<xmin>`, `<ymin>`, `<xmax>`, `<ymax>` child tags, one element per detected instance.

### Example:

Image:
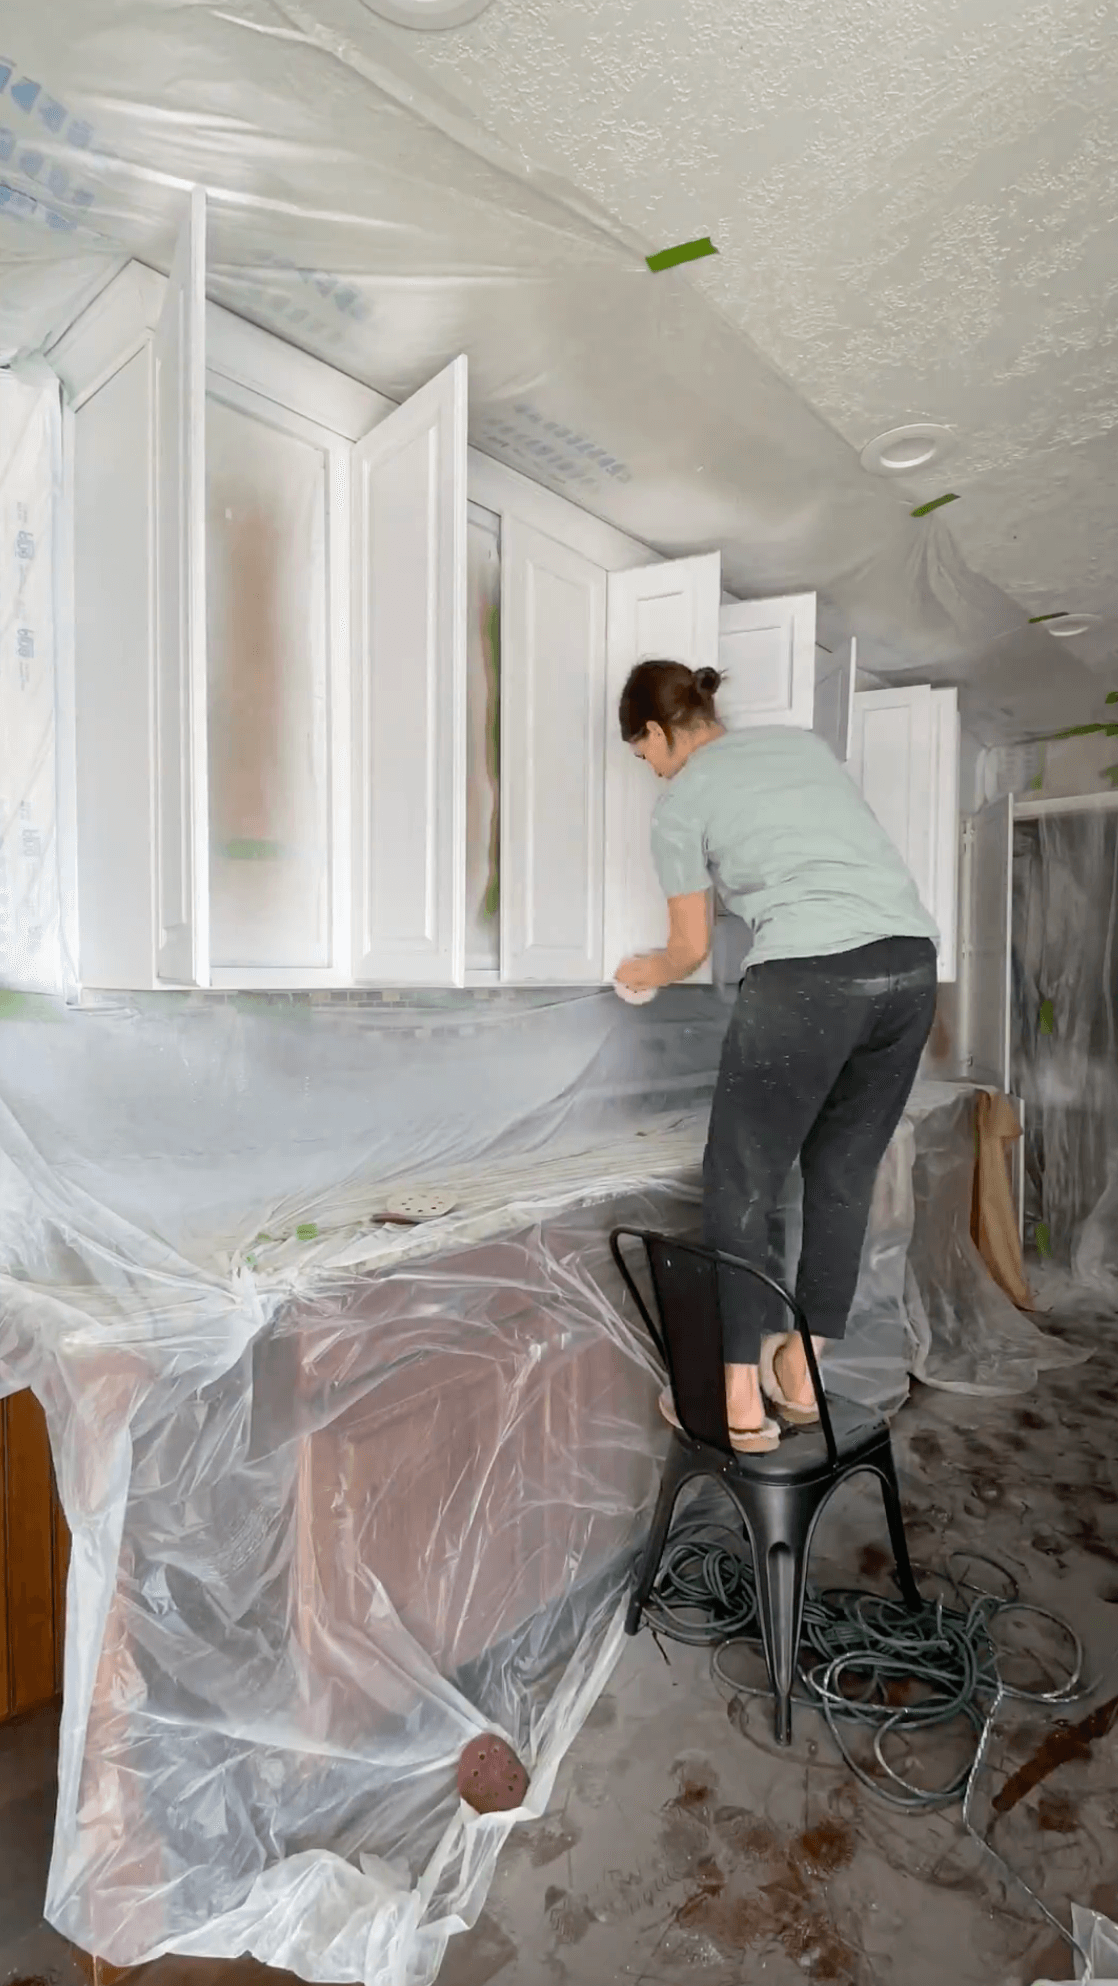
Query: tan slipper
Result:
<box><xmin>760</xmin><ymin>1333</ymin><xmax>820</xmax><ymax>1425</ymax></box>
<box><xmin>658</xmin><ymin>1387</ymin><xmax>781</xmax><ymax>1455</ymax></box>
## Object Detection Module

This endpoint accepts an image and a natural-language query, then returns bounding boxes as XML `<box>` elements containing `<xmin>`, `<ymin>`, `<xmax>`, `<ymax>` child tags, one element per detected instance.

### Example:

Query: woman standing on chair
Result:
<box><xmin>614</xmin><ymin>662</ymin><xmax>938</xmax><ymax>1454</ymax></box>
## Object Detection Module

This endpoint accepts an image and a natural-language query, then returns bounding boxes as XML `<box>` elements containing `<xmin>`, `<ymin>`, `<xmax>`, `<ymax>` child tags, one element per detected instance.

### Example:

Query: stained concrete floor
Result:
<box><xmin>4</xmin><ymin>1295</ymin><xmax>1117</xmax><ymax>1986</ymax></box>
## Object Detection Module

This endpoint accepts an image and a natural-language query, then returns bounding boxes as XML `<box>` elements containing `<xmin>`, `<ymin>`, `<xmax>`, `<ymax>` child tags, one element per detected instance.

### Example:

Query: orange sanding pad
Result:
<box><xmin>457</xmin><ymin>1734</ymin><xmax>529</xmax><ymax>1813</ymax></box>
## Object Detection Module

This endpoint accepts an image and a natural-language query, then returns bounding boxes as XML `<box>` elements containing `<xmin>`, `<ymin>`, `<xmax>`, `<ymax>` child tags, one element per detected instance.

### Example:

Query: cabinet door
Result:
<box><xmin>603</xmin><ymin>553</ymin><xmax>721</xmax><ymax>982</ymax></box>
<box><xmin>501</xmin><ymin>518</ymin><xmax>607</xmax><ymax>983</ymax></box>
<box><xmin>716</xmin><ymin>592</ymin><xmax>816</xmax><ymax>730</ymax></box>
<box><xmin>813</xmin><ymin>636</ymin><xmax>858</xmax><ymax>763</ymax></box>
<box><xmin>351</xmin><ymin>357</ymin><xmax>468</xmax><ymax>985</ymax></box>
<box><xmin>154</xmin><ymin>187</ymin><xmax>210</xmax><ymax>987</ymax></box>
<box><xmin>848</xmin><ymin>684</ymin><xmax>934</xmax><ymax>913</ymax></box>
<box><xmin>930</xmin><ymin>687</ymin><xmax>960</xmax><ymax>981</ymax></box>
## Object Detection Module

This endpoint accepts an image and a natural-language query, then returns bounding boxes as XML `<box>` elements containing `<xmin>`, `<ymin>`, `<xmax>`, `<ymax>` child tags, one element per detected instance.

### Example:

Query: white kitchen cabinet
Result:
<box><xmin>53</xmin><ymin>194</ymin><xmax>470</xmax><ymax>992</ymax></box>
<box><xmin>716</xmin><ymin>592</ymin><xmax>816</xmax><ymax>731</ymax></box>
<box><xmin>602</xmin><ymin>553</ymin><xmax>722</xmax><ymax>984</ymax></box>
<box><xmin>848</xmin><ymin>683</ymin><xmax>960</xmax><ymax>982</ymax></box>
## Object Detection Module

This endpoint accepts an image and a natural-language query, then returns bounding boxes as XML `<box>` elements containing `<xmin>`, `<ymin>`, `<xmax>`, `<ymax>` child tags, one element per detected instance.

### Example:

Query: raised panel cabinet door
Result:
<box><xmin>351</xmin><ymin>356</ymin><xmax>468</xmax><ymax>986</ymax></box>
<box><xmin>154</xmin><ymin>186</ymin><xmax>210</xmax><ymax>987</ymax></box>
<box><xmin>716</xmin><ymin>592</ymin><xmax>816</xmax><ymax>730</ymax></box>
<box><xmin>603</xmin><ymin>553</ymin><xmax>721</xmax><ymax>984</ymax></box>
<box><xmin>848</xmin><ymin>684</ymin><xmax>934</xmax><ymax>916</ymax></box>
<box><xmin>930</xmin><ymin>687</ymin><xmax>960</xmax><ymax>982</ymax></box>
<box><xmin>965</xmin><ymin>794</ymin><xmax>1013</xmax><ymax>1091</ymax></box>
<box><xmin>501</xmin><ymin>517</ymin><xmax>607</xmax><ymax>983</ymax></box>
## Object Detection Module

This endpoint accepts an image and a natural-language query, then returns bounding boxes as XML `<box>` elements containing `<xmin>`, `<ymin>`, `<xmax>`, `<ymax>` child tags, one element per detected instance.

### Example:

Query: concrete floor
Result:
<box><xmin>4</xmin><ymin>1298</ymin><xmax>1117</xmax><ymax>1986</ymax></box>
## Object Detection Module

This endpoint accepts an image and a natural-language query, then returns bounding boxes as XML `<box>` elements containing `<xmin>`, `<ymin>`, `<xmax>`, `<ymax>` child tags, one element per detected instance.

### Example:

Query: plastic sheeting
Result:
<box><xmin>0</xmin><ymin>1</ymin><xmax>1106</xmax><ymax>742</ymax></box>
<box><xmin>0</xmin><ymin>975</ymin><xmax>1085</xmax><ymax>1982</ymax></box>
<box><xmin>1013</xmin><ymin>810</ymin><xmax>1118</xmax><ymax>1299</ymax></box>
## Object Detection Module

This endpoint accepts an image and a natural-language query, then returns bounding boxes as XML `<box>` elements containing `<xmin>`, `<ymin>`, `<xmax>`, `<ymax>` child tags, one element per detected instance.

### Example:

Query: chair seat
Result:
<box><xmin>684</xmin><ymin>1394</ymin><xmax>888</xmax><ymax>1483</ymax></box>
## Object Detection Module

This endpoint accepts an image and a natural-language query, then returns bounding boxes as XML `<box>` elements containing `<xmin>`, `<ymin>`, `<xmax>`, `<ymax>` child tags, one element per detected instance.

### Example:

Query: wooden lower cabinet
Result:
<box><xmin>0</xmin><ymin>1388</ymin><xmax>69</xmax><ymax>1722</ymax></box>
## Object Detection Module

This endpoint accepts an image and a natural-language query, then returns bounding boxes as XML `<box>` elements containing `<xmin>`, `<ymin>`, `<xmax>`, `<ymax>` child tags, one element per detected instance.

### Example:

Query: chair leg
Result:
<box><xmin>875</xmin><ymin>1442</ymin><xmax>922</xmax><ymax>1610</ymax></box>
<box><xmin>626</xmin><ymin>1443</ymin><xmax>689</xmax><ymax>1636</ymax></box>
<box><xmin>731</xmin><ymin>1483</ymin><xmax>818</xmax><ymax>1745</ymax></box>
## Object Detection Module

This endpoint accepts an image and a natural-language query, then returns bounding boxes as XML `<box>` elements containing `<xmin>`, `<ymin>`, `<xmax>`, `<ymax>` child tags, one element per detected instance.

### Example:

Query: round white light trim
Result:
<box><xmin>1048</xmin><ymin>615</ymin><xmax>1097</xmax><ymax>639</ymax></box>
<box><xmin>860</xmin><ymin>423</ymin><xmax>955</xmax><ymax>476</ymax></box>
<box><xmin>361</xmin><ymin>0</ymin><xmax>493</xmax><ymax>25</ymax></box>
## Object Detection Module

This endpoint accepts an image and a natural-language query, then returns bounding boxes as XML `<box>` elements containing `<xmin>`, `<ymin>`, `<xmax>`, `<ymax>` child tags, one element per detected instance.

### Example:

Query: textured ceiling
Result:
<box><xmin>389</xmin><ymin>0</ymin><xmax>1118</xmax><ymax>670</ymax></box>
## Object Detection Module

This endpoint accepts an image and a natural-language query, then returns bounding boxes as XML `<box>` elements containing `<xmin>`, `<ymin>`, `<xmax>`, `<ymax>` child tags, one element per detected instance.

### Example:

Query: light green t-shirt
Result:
<box><xmin>650</xmin><ymin>728</ymin><xmax>939</xmax><ymax>965</ymax></box>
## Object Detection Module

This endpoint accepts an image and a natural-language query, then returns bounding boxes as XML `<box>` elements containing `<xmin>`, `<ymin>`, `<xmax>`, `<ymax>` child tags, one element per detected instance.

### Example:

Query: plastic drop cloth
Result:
<box><xmin>1013</xmin><ymin>811</ymin><xmax>1118</xmax><ymax>1302</ymax></box>
<box><xmin>0</xmin><ymin>0</ymin><xmax>1106</xmax><ymax>742</ymax></box>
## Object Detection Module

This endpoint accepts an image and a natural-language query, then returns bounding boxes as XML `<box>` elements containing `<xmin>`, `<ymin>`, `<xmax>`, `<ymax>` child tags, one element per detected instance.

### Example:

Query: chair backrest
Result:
<box><xmin>610</xmin><ymin>1227</ymin><xmax>838</xmax><ymax>1465</ymax></box>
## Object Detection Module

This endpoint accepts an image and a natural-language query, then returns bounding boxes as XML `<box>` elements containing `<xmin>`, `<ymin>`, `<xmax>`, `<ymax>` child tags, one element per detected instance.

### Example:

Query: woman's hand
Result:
<box><xmin>615</xmin><ymin>953</ymin><xmax>666</xmax><ymax>993</ymax></box>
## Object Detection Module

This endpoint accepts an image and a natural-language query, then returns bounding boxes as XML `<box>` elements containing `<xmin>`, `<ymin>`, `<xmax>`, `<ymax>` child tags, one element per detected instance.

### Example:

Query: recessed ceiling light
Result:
<box><xmin>1048</xmin><ymin>615</ymin><xmax>1097</xmax><ymax>638</ymax></box>
<box><xmin>860</xmin><ymin>423</ymin><xmax>955</xmax><ymax>476</ymax></box>
<box><xmin>360</xmin><ymin>0</ymin><xmax>493</xmax><ymax>24</ymax></box>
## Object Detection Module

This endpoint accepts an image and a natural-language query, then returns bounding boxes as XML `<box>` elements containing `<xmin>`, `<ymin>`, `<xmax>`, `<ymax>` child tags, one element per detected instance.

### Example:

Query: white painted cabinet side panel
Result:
<box><xmin>603</xmin><ymin>553</ymin><xmax>721</xmax><ymax>983</ymax></box>
<box><xmin>848</xmin><ymin>685</ymin><xmax>934</xmax><ymax>916</ymax></box>
<box><xmin>72</xmin><ymin>351</ymin><xmax>157</xmax><ymax>989</ymax></box>
<box><xmin>501</xmin><ymin>518</ymin><xmax>607</xmax><ymax>983</ymax></box>
<box><xmin>716</xmin><ymin>592</ymin><xmax>815</xmax><ymax>730</ymax></box>
<box><xmin>965</xmin><ymin>794</ymin><xmax>1013</xmax><ymax>1092</ymax></box>
<box><xmin>351</xmin><ymin>355</ymin><xmax>468</xmax><ymax>985</ymax></box>
<box><xmin>930</xmin><ymin>687</ymin><xmax>960</xmax><ymax>982</ymax></box>
<box><xmin>154</xmin><ymin>187</ymin><xmax>210</xmax><ymax>987</ymax></box>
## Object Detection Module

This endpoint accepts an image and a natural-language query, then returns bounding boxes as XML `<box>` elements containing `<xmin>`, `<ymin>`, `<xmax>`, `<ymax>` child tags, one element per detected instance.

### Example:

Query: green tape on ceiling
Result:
<box><xmin>1029</xmin><ymin>612</ymin><xmax>1068</xmax><ymax>624</ymax></box>
<box><xmin>646</xmin><ymin>236</ymin><xmax>717</xmax><ymax>273</ymax></box>
<box><xmin>1038</xmin><ymin>999</ymin><xmax>1055</xmax><ymax>1035</ymax></box>
<box><xmin>910</xmin><ymin>494</ymin><xmax>960</xmax><ymax>518</ymax></box>
<box><xmin>224</xmin><ymin>839</ymin><xmax>283</xmax><ymax>861</ymax></box>
<box><xmin>1035</xmin><ymin>1221</ymin><xmax>1051</xmax><ymax>1259</ymax></box>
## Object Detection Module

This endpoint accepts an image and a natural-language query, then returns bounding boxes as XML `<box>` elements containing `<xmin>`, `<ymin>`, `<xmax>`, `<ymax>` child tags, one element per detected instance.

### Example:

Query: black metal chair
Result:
<box><xmin>610</xmin><ymin>1227</ymin><xmax>921</xmax><ymax>1745</ymax></box>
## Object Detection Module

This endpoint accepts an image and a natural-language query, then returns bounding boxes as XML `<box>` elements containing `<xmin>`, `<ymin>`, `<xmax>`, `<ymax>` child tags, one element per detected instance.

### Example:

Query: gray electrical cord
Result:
<box><xmin>641</xmin><ymin>1515</ymin><xmax>1096</xmax><ymax>1972</ymax></box>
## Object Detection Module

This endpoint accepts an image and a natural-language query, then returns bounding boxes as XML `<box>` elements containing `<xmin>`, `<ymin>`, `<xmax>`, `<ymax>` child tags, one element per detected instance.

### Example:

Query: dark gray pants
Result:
<box><xmin>703</xmin><ymin>936</ymin><xmax>938</xmax><ymax>1364</ymax></box>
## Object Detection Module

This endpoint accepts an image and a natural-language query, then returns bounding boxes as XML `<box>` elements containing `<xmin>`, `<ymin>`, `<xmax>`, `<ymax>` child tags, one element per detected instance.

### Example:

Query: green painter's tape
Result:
<box><xmin>296</xmin><ymin>1222</ymin><xmax>319</xmax><ymax>1242</ymax></box>
<box><xmin>910</xmin><ymin>494</ymin><xmax>959</xmax><ymax>518</ymax></box>
<box><xmin>224</xmin><ymin>839</ymin><xmax>283</xmax><ymax>861</ymax></box>
<box><xmin>0</xmin><ymin>991</ymin><xmax>60</xmax><ymax>1021</ymax></box>
<box><xmin>1038</xmin><ymin>999</ymin><xmax>1055</xmax><ymax>1036</ymax></box>
<box><xmin>1028</xmin><ymin>612</ymin><xmax>1068</xmax><ymax>624</ymax></box>
<box><xmin>646</xmin><ymin>236</ymin><xmax>717</xmax><ymax>273</ymax></box>
<box><xmin>1035</xmin><ymin>1221</ymin><xmax>1051</xmax><ymax>1259</ymax></box>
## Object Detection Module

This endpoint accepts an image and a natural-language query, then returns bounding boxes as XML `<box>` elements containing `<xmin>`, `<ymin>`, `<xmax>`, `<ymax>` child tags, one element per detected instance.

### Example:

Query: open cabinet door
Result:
<box><xmin>848</xmin><ymin>683</ymin><xmax>934</xmax><ymax>912</ymax></box>
<box><xmin>501</xmin><ymin>517</ymin><xmax>607</xmax><ymax>983</ymax></box>
<box><xmin>965</xmin><ymin>793</ymin><xmax>1013</xmax><ymax>1091</ymax></box>
<box><xmin>603</xmin><ymin>552</ymin><xmax>721</xmax><ymax>983</ymax></box>
<box><xmin>154</xmin><ymin>186</ymin><xmax>209</xmax><ymax>986</ymax></box>
<box><xmin>351</xmin><ymin>356</ymin><xmax>468</xmax><ymax>985</ymax></box>
<box><xmin>813</xmin><ymin>635</ymin><xmax>857</xmax><ymax>762</ymax></box>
